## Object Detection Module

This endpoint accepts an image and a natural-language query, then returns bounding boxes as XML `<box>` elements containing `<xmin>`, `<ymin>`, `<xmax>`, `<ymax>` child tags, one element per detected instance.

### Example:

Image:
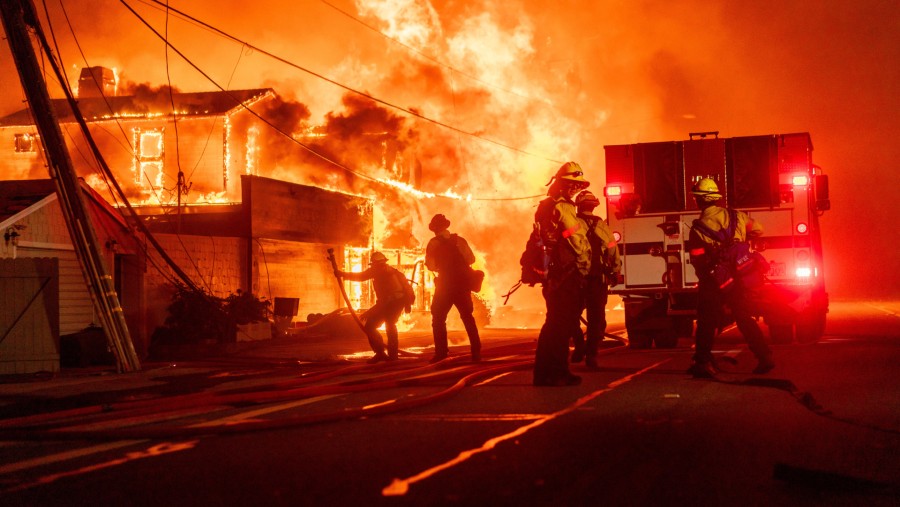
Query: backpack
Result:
<box><xmin>519</xmin><ymin>222</ymin><xmax>551</xmax><ymax>286</ymax></box>
<box><xmin>435</xmin><ymin>234</ymin><xmax>484</xmax><ymax>292</ymax></box>
<box><xmin>692</xmin><ymin>209</ymin><xmax>768</xmax><ymax>292</ymax></box>
<box><xmin>393</xmin><ymin>268</ymin><xmax>416</xmax><ymax>312</ymax></box>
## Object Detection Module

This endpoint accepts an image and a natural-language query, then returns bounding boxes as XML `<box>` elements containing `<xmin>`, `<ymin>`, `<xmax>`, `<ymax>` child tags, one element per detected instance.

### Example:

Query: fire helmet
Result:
<box><xmin>370</xmin><ymin>251</ymin><xmax>388</xmax><ymax>264</ymax></box>
<box><xmin>691</xmin><ymin>178</ymin><xmax>722</xmax><ymax>202</ymax></box>
<box><xmin>575</xmin><ymin>190</ymin><xmax>601</xmax><ymax>210</ymax></box>
<box><xmin>428</xmin><ymin>214</ymin><xmax>451</xmax><ymax>232</ymax></box>
<box><xmin>548</xmin><ymin>162</ymin><xmax>590</xmax><ymax>188</ymax></box>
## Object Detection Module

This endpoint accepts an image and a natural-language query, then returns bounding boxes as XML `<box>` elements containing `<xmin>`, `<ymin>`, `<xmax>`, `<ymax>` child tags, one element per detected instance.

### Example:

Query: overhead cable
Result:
<box><xmin>123</xmin><ymin>0</ymin><xmax>546</xmax><ymax>202</ymax></box>
<box><xmin>137</xmin><ymin>0</ymin><xmax>562</xmax><ymax>165</ymax></box>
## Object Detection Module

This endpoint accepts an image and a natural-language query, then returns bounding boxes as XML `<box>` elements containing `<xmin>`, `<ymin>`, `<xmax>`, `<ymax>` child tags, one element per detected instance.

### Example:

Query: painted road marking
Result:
<box><xmin>394</xmin><ymin>414</ymin><xmax>546</xmax><ymax>422</ymax></box>
<box><xmin>868</xmin><ymin>303</ymin><xmax>900</xmax><ymax>318</ymax></box>
<box><xmin>0</xmin><ymin>441</ymin><xmax>143</xmax><ymax>475</ymax></box>
<box><xmin>381</xmin><ymin>359</ymin><xmax>670</xmax><ymax>496</ymax></box>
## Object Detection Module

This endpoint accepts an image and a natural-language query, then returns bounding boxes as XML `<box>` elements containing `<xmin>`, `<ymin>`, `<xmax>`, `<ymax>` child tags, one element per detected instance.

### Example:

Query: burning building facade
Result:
<box><xmin>0</xmin><ymin>65</ymin><xmax>493</xmax><ymax>361</ymax></box>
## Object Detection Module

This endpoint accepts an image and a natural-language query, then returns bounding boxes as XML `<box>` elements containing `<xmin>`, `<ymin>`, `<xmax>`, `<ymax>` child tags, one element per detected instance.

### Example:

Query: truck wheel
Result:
<box><xmin>768</xmin><ymin>324</ymin><xmax>793</xmax><ymax>344</ymax></box>
<box><xmin>653</xmin><ymin>329</ymin><xmax>678</xmax><ymax>349</ymax></box>
<box><xmin>673</xmin><ymin>317</ymin><xmax>694</xmax><ymax>338</ymax></box>
<box><xmin>796</xmin><ymin>310</ymin><xmax>826</xmax><ymax>344</ymax></box>
<box><xmin>628</xmin><ymin>332</ymin><xmax>653</xmax><ymax>349</ymax></box>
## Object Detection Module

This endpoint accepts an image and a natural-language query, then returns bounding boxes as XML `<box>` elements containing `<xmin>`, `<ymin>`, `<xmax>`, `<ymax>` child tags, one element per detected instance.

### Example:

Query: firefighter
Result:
<box><xmin>334</xmin><ymin>251</ymin><xmax>409</xmax><ymax>364</ymax></box>
<box><xmin>533</xmin><ymin>162</ymin><xmax>592</xmax><ymax>386</ymax></box>
<box><xmin>425</xmin><ymin>214</ymin><xmax>482</xmax><ymax>363</ymax></box>
<box><xmin>687</xmin><ymin>178</ymin><xmax>775</xmax><ymax>378</ymax></box>
<box><xmin>571</xmin><ymin>190</ymin><xmax>621</xmax><ymax>369</ymax></box>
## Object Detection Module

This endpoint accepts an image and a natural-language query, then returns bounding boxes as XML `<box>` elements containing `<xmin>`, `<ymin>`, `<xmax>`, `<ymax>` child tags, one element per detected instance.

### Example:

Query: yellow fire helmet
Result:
<box><xmin>691</xmin><ymin>177</ymin><xmax>722</xmax><ymax>202</ymax></box>
<box><xmin>575</xmin><ymin>190</ymin><xmax>601</xmax><ymax>210</ymax></box>
<box><xmin>547</xmin><ymin>161</ymin><xmax>590</xmax><ymax>188</ymax></box>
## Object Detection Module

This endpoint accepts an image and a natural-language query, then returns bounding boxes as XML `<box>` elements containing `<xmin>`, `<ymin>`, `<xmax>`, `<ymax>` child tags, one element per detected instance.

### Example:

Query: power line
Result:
<box><xmin>120</xmin><ymin>0</ymin><xmax>546</xmax><ymax>202</ymax></box>
<box><xmin>137</xmin><ymin>0</ymin><xmax>562</xmax><ymax>165</ymax></box>
<box><xmin>316</xmin><ymin>0</ymin><xmax>537</xmax><ymax>103</ymax></box>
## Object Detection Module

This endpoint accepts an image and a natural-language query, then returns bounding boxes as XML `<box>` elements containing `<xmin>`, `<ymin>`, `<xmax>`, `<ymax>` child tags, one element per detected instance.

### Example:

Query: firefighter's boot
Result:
<box><xmin>753</xmin><ymin>356</ymin><xmax>775</xmax><ymax>374</ymax></box>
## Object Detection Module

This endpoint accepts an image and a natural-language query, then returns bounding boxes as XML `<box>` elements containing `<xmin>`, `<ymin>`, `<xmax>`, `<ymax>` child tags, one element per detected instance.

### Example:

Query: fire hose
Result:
<box><xmin>0</xmin><ymin>352</ymin><xmax>536</xmax><ymax>441</ymax></box>
<box><xmin>326</xmin><ymin>248</ymin><xmax>368</xmax><ymax>336</ymax></box>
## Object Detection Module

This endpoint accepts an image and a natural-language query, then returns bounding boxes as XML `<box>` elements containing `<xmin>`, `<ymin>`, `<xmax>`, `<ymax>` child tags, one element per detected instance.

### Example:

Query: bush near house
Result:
<box><xmin>149</xmin><ymin>283</ymin><xmax>271</xmax><ymax>356</ymax></box>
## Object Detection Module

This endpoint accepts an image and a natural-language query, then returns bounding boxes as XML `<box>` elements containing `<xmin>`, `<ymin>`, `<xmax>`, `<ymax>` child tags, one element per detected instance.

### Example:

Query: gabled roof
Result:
<box><xmin>0</xmin><ymin>179</ymin><xmax>131</xmax><ymax>232</ymax></box>
<box><xmin>0</xmin><ymin>179</ymin><xmax>57</xmax><ymax>224</ymax></box>
<box><xmin>0</xmin><ymin>88</ymin><xmax>274</xmax><ymax>127</ymax></box>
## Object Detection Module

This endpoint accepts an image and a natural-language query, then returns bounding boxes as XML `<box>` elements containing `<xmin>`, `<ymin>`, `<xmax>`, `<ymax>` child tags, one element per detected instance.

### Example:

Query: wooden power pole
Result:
<box><xmin>0</xmin><ymin>0</ymin><xmax>141</xmax><ymax>372</ymax></box>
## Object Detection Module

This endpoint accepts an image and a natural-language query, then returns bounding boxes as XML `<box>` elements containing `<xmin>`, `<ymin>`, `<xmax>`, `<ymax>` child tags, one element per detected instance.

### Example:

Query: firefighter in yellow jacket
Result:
<box><xmin>533</xmin><ymin>162</ymin><xmax>592</xmax><ymax>386</ymax></box>
<box><xmin>687</xmin><ymin>178</ymin><xmax>774</xmax><ymax>378</ymax></box>
<box><xmin>571</xmin><ymin>190</ymin><xmax>621</xmax><ymax>369</ymax></box>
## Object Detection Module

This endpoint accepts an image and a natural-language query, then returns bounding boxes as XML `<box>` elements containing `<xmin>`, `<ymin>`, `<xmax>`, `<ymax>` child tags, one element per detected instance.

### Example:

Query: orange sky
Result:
<box><xmin>1</xmin><ymin>0</ymin><xmax>897</xmax><ymax>301</ymax></box>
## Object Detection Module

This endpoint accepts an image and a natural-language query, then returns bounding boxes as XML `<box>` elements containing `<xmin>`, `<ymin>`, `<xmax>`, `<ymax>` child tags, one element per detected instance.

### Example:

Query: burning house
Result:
<box><xmin>0</xmin><ymin>67</ymin><xmax>428</xmax><ymax>361</ymax></box>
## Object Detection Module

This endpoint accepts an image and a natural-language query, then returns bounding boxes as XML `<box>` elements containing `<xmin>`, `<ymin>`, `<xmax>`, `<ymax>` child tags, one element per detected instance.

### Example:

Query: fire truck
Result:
<box><xmin>603</xmin><ymin>132</ymin><xmax>830</xmax><ymax>348</ymax></box>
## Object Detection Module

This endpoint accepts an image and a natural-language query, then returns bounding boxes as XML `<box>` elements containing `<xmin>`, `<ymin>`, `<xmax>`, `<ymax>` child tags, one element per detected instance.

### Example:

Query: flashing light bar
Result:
<box><xmin>796</xmin><ymin>222</ymin><xmax>808</xmax><ymax>234</ymax></box>
<box><xmin>792</xmin><ymin>175</ymin><xmax>810</xmax><ymax>187</ymax></box>
<box><xmin>796</xmin><ymin>267</ymin><xmax>812</xmax><ymax>277</ymax></box>
<box><xmin>605</xmin><ymin>185</ymin><xmax>622</xmax><ymax>197</ymax></box>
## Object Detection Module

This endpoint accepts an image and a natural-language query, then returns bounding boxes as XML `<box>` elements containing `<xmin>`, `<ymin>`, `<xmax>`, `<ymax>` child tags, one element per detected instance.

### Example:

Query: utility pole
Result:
<box><xmin>1</xmin><ymin>0</ymin><xmax>141</xmax><ymax>372</ymax></box>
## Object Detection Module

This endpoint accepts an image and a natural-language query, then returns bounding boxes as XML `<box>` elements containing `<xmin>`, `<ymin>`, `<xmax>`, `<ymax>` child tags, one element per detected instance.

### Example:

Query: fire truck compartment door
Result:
<box><xmin>622</xmin><ymin>216</ymin><xmax>666</xmax><ymax>287</ymax></box>
<box><xmin>746</xmin><ymin>209</ymin><xmax>798</xmax><ymax>283</ymax></box>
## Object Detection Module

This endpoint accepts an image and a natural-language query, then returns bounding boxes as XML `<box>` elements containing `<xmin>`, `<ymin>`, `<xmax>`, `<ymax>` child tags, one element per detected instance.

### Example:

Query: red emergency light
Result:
<box><xmin>604</xmin><ymin>185</ymin><xmax>622</xmax><ymax>197</ymax></box>
<box><xmin>792</xmin><ymin>175</ymin><xmax>810</xmax><ymax>187</ymax></box>
<box><xmin>612</xmin><ymin>231</ymin><xmax>622</xmax><ymax>243</ymax></box>
<box><xmin>796</xmin><ymin>222</ymin><xmax>808</xmax><ymax>234</ymax></box>
<box><xmin>796</xmin><ymin>267</ymin><xmax>812</xmax><ymax>278</ymax></box>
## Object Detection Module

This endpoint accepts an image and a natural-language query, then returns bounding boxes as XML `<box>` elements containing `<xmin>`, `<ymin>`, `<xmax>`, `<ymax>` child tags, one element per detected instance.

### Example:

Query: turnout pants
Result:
<box><xmin>431</xmin><ymin>280</ymin><xmax>481</xmax><ymax>357</ymax></box>
<box><xmin>694</xmin><ymin>280</ymin><xmax>771</xmax><ymax>364</ymax></box>
<box><xmin>362</xmin><ymin>299</ymin><xmax>404</xmax><ymax>358</ymax></box>
<box><xmin>535</xmin><ymin>271</ymin><xmax>585</xmax><ymax>383</ymax></box>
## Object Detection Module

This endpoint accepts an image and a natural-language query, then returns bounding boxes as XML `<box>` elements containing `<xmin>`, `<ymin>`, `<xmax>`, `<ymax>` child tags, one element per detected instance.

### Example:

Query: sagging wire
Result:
<box><xmin>163</xmin><ymin>0</ymin><xmax>190</xmax><ymax>206</ymax></box>
<box><xmin>45</xmin><ymin>0</ymin><xmax>214</xmax><ymax>293</ymax></box>
<box><xmin>26</xmin><ymin>8</ymin><xmax>205</xmax><ymax>295</ymax></box>
<box><xmin>124</xmin><ymin>0</ymin><xmax>536</xmax><ymax>202</ymax></box>
<box><xmin>137</xmin><ymin>0</ymin><xmax>562</xmax><ymax>166</ymax></box>
<box><xmin>317</xmin><ymin>0</ymin><xmax>536</xmax><ymax>104</ymax></box>
<box><xmin>124</xmin><ymin>0</ymin><xmax>554</xmax><ymax>203</ymax></box>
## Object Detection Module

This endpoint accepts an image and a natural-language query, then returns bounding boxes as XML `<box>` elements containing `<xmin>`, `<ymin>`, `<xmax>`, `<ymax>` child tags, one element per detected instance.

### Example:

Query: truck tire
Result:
<box><xmin>768</xmin><ymin>324</ymin><xmax>793</xmax><ymax>344</ymax></box>
<box><xmin>628</xmin><ymin>332</ymin><xmax>653</xmax><ymax>349</ymax></box>
<box><xmin>653</xmin><ymin>329</ymin><xmax>678</xmax><ymax>349</ymax></box>
<box><xmin>673</xmin><ymin>316</ymin><xmax>694</xmax><ymax>338</ymax></box>
<box><xmin>795</xmin><ymin>310</ymin><xmax>826</xmax><ymax>344</ymax></box>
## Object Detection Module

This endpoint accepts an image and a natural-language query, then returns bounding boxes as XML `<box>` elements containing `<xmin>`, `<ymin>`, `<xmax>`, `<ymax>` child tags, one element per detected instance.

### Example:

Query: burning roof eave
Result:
<box><xmin>0</xmin><ymin>88</ymin><xmax>276</xmax><ymax>127</ymax></box>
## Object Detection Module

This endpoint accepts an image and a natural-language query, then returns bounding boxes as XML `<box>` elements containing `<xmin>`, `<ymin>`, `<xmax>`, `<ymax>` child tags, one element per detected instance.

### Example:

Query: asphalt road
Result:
<box><xmin>0</xmin><ymin>300</ymin><xmax>898</xmax><ymax>506</ymax></box>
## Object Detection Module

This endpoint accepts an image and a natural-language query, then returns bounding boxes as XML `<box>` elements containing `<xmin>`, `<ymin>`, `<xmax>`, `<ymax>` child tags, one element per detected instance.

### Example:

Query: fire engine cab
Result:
<box><xmin>603</xmin><ymin>132</ymin><xmax>830</xmax><ymax>347</ymax></box>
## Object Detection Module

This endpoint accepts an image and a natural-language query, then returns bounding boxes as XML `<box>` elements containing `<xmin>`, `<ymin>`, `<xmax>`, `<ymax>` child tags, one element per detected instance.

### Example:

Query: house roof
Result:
<box><xmin>0</xmin><ymin>179</ymin><xmax>57</xmax><ymax>224</ymax></box>
<box><xmin>0</xmin><ymin>88</ymin><xmax>274</xmax><ymax>127</ymax></box>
